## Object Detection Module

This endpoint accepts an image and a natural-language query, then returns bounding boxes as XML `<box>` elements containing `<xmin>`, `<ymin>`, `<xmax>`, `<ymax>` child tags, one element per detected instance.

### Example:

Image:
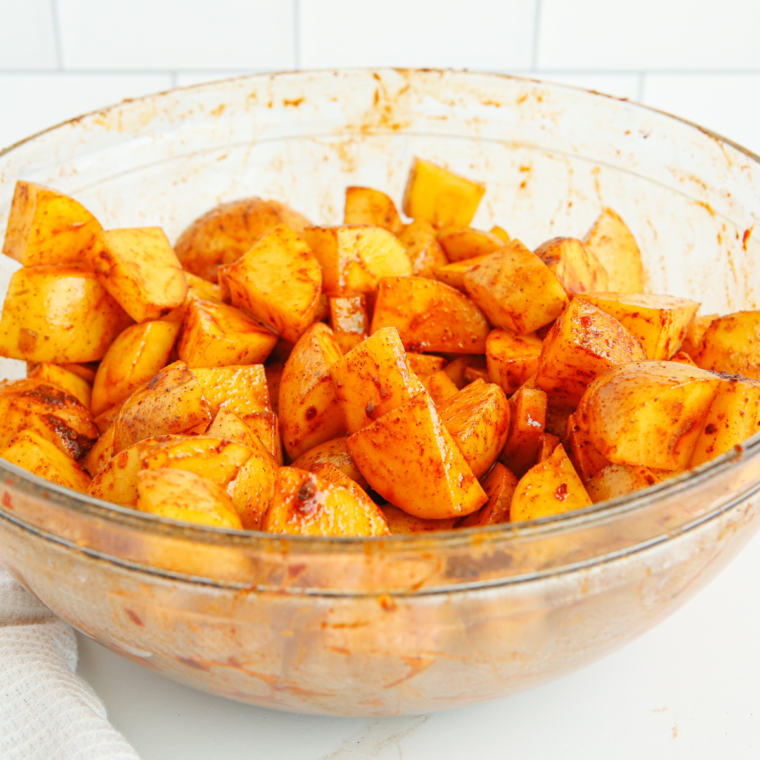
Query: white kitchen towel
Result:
<box><xmin>0</xmin><ymin>565</ymin><xmax>139</xmax><ymax>760</ymax></box>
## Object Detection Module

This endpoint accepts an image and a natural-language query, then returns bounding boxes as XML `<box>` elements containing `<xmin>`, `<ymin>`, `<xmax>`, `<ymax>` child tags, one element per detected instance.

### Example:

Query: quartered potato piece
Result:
<box><xmin>437</xmin><ymin>227</ymin><xmax>504</xmax><ymax>262</ymax></box>
<box><xmin>2</xmin><ymin>181</ymin><xmax>102</xmax><ymax>266</ymax></box>
<box><xmin>0</xmin><ymin>264</ymin><xmax>132</xmax><ymax>363</ymax></box>
<box><xmin>205</xmin><ymin>407</ymin><xmax>260</xmax><ymax>450</ymax></box>
<box><xmin>422</xmin><ymin>370</ymin><xmax>460</xmax><ymax>405</ymax></box>
<box><xmin>59</xmin><ymin>362</ymin><xmax>99</xmax><ymax>384</ymax></box>
<box><xmin>402</xmin><ymin>158</ymin><xmax>485</xmax><ymax>229</ymax></box>
<box><xmin>305</xmin><ymin>225</ymin><xmax>411</xmax><ymax>294</ymax></box>
<box><xmin>432</xmin><ymin>254</ymin><xmax>493</xmax><ymax>291</ymax></box>
<box><xmin>498</xmin><ymin>386</ymin><xmax>547</xmax><ymax>477</ymax></box>
<box><xmin>262</xmin><ymin>466</ymin><xmax>388</xmax><ymax>537</ymax></box>
<box><xmin>693</xmin><ymin>311</ymin><xmax>760</xmax><ymax>379</ymax></box>
<box><xmin>538</xmin><ymin>433</ymin><xmax>561</xmax><ymax>463</ymax></box>
<box><xmin>348</xmin><ymin>392</ymin><xmax>487</xmax><ymax>520</ymax></box>
<box><xmin>458</xmin><ymin>463</ymin><xmax>518</xmax><ymax>527</ymax></box>
<box><xmin>576</xmin><ymin>361</ymin><xmax>721</xmax><ymax>470</ymax></box>
<box><xmin>486</xmin><ymin>329</ymin><xmax>543</xmax><ymax>396</ymax></box>
<box><xmin>535</xmin><ymin>298</ymin><xmax>646</xmax><ymax>406</ymax></box>
<box><xmin>490</xmin><ymin>225</ymin><xmax>510</xmax><ymax>243</ymax></box>
<box><xmin>397</xmin><ymin>219</ymin><xmax>448</xmax><ymax>279</ymax></box>
<box><xmin>84</xmin><ymin>424</ymin><xmax>115</xmax><ymax>477</ymax></box>
<box><xmin>463</xmin><ymin>241</ymin><xmax>568</xmax><ymax>334</ymax></box>
<box><xmin>27</xmin><ymin>362</ymin><xmax>92</xmax><ymax>410</ymax></box>
<box><xmin>510</xmin><ymin>444</ymin><xmax>592</xmax><ymax>522</ymax></box>
<box><xmin>1</xmin><ymin>430</ymin><xmax>91</xmax><ymax>493</ymax></box>
<box><xmin>406</xmin><ymin>353</ymin><xmax>446</xmax><ymax>377</ymax></box>
<box><xmin>564</xmin><ymin>414</ymin><xmax>610</xmax><ymax>483</ymax></box>
<box><xmin>91</xmin><ymin>320</ymin><xmax>180</xmax><ymax>415</ymax></box>
<box><xmin>578</xmin><ymin>293</ymin><xmax>699</xmax><ymax>360</ymax></box>
<box><xmin>87</xmin><ymin>227</ymin><xmax>187</xmax><ymax>323</ymax></box>
<box><xmin>371</xmin><ymin>276</ymin><xmax>490</xmax><ymax>354</ymax></box>
<box><xmin>443</xmin><ymin>355</ymin><xmax>486</xmax><ymax>390</ymax></box>
<box><xmin>438</xmin><ymin>379</ymin><xmax>510</xmax><ymax>478</ymax></box>
<box><xmin>227</xmin><ymin>441</ymin><xmax>278</xmax><ymax>530</ymax></box>
<box><xmin>534</xmin><ymin>237</ymin><xmax>609</xmax><ymax>295</ymax></box>
<box><xmin>291</xmin><ymin>437</ymin><xmax>370</xmax><ymax>491</ymax></box>
<box><xmin>681</xmin><ymin>313</ymin><xmax>718</xmax><ymax>356</ymax></box>
<box><xmin>280</xmin><ymin>323</ymin><xmax>346</xmax><ymax>459</ymax></box>
<box><xmin>329</xmin><ymin>294</ymin><xmax>369</xmax><ymax>354</ymax></box>
<box><xmin>382</xmin><ymin>505</ymin><xmax>457</xmax><ymax>534</ymax></box>
<box><xmin>136</xmin><ymin>468</ymin><xmax>243</xmax><ymax>530</ymax></box>
<box><xmin>241</xmin><ymin>411</ymin><xmax>283</xmax><ymax>465</ymax></box>
<box><xmin>224</xmin><ymin>224</ymin><xmax>322</xmax><ymax>343</ymax></box>
<box><xmin>344</xmin><ymin>186</ymin><xmax>403</xmax><ymax>234</ymax></box>
<box><xmin>177</xmin><ymin>297</ymin><xmax>277</xmax><ymax>368</ymax></box>
<box><xmin>162</xmin><ymin>271</ymin><xmax>224</xmax><ymax>324</ymax></box>
<box><xmin>192</xmin><ymin>365</ymin><xmax>270</xmax><ymax>417</ymax></box>
<box><xmin>583</xmin><ymin>208</ymin><xmax>645</xmax><ymax>293</ymax></box>
<box><xmin>585</xmin><ymin>463</ymin><xmax>662</xmax><ymax>504</ymax></box>
<box><xmin>94</xmin><ymin>402</ymin><xmax>124</xmax><ymax>434</ymax></box>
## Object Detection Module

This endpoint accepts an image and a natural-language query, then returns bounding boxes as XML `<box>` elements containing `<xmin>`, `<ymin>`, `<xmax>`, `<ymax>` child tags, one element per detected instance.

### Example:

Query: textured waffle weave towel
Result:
<box><xmin>0</xmin><ymin>565</ymin><xmax>139</xmax><ymax>760</ymax></box>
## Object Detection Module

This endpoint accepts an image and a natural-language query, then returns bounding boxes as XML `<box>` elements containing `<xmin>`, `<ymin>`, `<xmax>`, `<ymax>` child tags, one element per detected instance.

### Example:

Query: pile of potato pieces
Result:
<box><xmin>1</xmin><ymin>155</ymin><xmax>759</xmax><ymax>540</ymax></box>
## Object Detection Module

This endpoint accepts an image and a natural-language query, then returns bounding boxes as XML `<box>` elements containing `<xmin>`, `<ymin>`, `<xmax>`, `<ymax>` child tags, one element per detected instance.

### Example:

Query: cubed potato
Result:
<box><xmin>226</xmin><ymin>441</ymin><xmax>278</xmax><ymax>530</ymax></box>
<box><xmin>406</xmin><ymin>353</ymin><xmax>446</xmax><ymax>377</ymax></box>
<box><xmin>290</xmin><ymin>437</ymin><xmax>370</xmax><ymax>491</ymax></box>
<box><xmin>343</xmin><ymin>186</ymin><xmax>403</xmax><ymax>234</ymax></box>
<box><xmin>94</xmin><ymin>402</ymin><xmax>123</xmax><ymax>434</ymax></box>
<box><xmin>433</xmin><ymin>254</ymin><xmax>495</xmax><ymax>291</ymax></box>
<box><xmin>304</xmin><ymin>225</ymin><xmax>411</xmax><ymax>295</ymax></box>
<box><xmin>192</xmin><ymin>365</ymin><xmax>270</xmax><ymax>417</ymax></box>
<box><xmin>498</xmin><ymin>386</ymin><xmax>547</xmax><ymax>477</ymax></box>
<box><xmin>689</xmin><ymin>377</ymin><xmax>760</xmax><ymax>467</ymax></box>
<box><xmin>262</xmin><ymin>466</ymin><xmax>388</xmax><ymax>537</ymax></box>
<box><xmin>205</xmin><ymin>407</ymin><xmax>259</xmax><ymax>450</ymax></box>
<box><xmin>535</xmin><ymin>298</ymin><xmax>646</xmax><ymax>406</ymax></box>
<box><xmin>371</xmin><ymin>276</ymin><xmax>490</xmax><ymax>353</ymax></box>
<box><xmin>437</xmin><ymin>227</ymin><xmax>504</xmax><ymax>262</ymax></box>
<box><xmin>585</xmin><ymin>463</ymin><xmax>662</xmax><ymax>504</ymax></box>
<box><xmin>564</xmin><ymin>414</ymin><xmax>610</xmax><ymax>483</ymax></box>
<box><xmin>27</xmin><ymin>363</ymin><xmax>92</xmax><ymax>410</ymax></box>
<box><xmin>174</xmin><ymin>197</ymin><xmax>309</xmax><ymax>282</ymax></box>
<box><xmin>578</xmin><ymin>293</ymin><xmax>700</xmax><ymax>360</ymax></box>
<box><xmin>136</xmin><ymin>468</ymin><xmax>242</xmax><ymax>530</ymax></box>
<box><xmin>329</xmin><ymin>294</ymin><xmax>369</xmax><ymax>354</ymax></box>
<box><xmin>490</xmin><ymin>225</ymin><xmax>510</xmax><ymax>243</ymax></box>
<box><xmin>112</xmin><ymin>362</ymin><xmax>212</xmax><ymax>454</ymax></box>
<box><xmin>381</xmin><ymin>505</ymin><xmax>457</xmax><ymax>533</ymax></box>
<box><xmin>2</xmin><ymin>181</ymin><xmax>102</xmax><ymax>266</ymax></box>
<box><xmin>84</xmin><ymin>424</ymin><xmax>115</xmax><ymax>477</ymax></box>
<box><xmin>87</xmin><ymin>227</ymin><xmax>187</xmax><ymax>323</ymax></box>
<box><xmin>681</xmin><ymin>313</ymin><xmax>718</xmax><ymax>356</ymax></box>
<box><xmin>280</xmin><ymin>323</ymin><xmax>347</xmax><ymax>459</ymax></box>
<box><xmin>438</xmin><ymin>379</ymin><xmax>510</xmax><ymax>477</ymax></box>
<box><xmin>692</xmin><ymin>311</ymin><xmax>760</xmax><ymax>378</ymax></box>
<box><xmin>348</xmin><ymin>392</ymin><xmax>487</xmax><ymax>519</ymax></box>
<box><xmin>398</xmin><ymin>220</ymin><xmax>448</xmax><ymax>278</ymax></box>
<box><xmin>538</xmin><ymin>433</ymin><xmax>561</xmax><ymax>463</ymax></box>
<box><xmin>0</xmin><ymin>378</ymin><xmax>98</xmax><ymax>460</ymax></box>
<box><xmin>60</xmin><ymin>362</ymin><xmax>99</xmax><ymax>384</ymax></box>
<box><xmin>463</xmin><ymin>241</ymin><xmax>569</xmax><ymax>334</ymax></box>
<box><xmin>443</xmin><ymin>355</ymin><xmax>486</xmax><ymax>389</ymax></box>
<box><xmin>157</xmin><ymin>271</ymin><xmax>223</xmax><ymax>324</ymax></box>
<box><xmin>422</xmin><ymin>370</ymin><xmax>460</xmax><ymax>405</ymax></box>
<box><xmin>0</xmin><ymin>264</ymin><xmax>132</xmax><ymax>363</ymax></box>
<box><xmin>1</xmin><ymin>430</ymin><xmax>91</xmax><ymax>493</ymax></box>
<box><xmin>264</xmin><ymin>362</ymin><xmax>284</xmax><ymax>417</ymax></box>
<box><xmin>91</xmin><ymin>320</ymin><xmax>180</xmax><ymax>416</ymax></box>
<box><xmin>402</xmin><ymin>158</ymin><xmax>485</xmax><ymax>229</ymax></box>
<box><xmin>242</xmin><ymin>411</ymin><xmax>283</xmax><ymax>465</ymax></box>
<box><xmin>576</xmin><ymin>361</ymin><xmax>721</xmax><ymax>470</ymax></box>
<box><xmin>457</xmin><ymin>463</ymin><xmax>518</xmax><ymax>527</ymax></box>
<box><xmin>177</xmin><ymin>297</ymin><xmax>277</xmax><ymax>368</ymax></box>
<box><xmin>534</xmin><ymin>237</ymin><xmax>609</xmax><ymax>294</ymax></box>
<box><xmin>224</xmin><ymin>224</ymin><xmax>322</xmax><ymax>343</ymax></box>
<box><xmin>486</xmin><ymin>329</ymin><xmax>543</xmax><ymax>396</ymax></box>
<box><xmin>510</xmin><ymin>444</ymin><xmax>592</xmax><ymax>522</ymax></box>
<box><xmin>583</xmin><ymin>208</ymin><xmax>644</xmax><ymax>293</ymax></box>
<box><xmin>329</xmin><ymin>326</ymin><xmax>424</xmax><ymax>434</ymax></box>
<box><xmin>464</xmin><ymin>366</ymin><xmax>490</xmax><ymax>384</ymax></box>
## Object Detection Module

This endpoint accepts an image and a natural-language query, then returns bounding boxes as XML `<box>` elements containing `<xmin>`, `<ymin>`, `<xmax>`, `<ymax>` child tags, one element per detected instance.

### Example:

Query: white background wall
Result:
<box><xmin>1</xmin><ymin>0</ymin><xmax>759</xmax><ymax>155</ymax></box>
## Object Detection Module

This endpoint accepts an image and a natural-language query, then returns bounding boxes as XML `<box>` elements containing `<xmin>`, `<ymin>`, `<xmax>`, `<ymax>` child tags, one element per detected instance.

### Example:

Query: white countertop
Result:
<box><xmin>77</xmin><ymin>530</ymin><xmax>760</xmax><ymax>760</ymax></box>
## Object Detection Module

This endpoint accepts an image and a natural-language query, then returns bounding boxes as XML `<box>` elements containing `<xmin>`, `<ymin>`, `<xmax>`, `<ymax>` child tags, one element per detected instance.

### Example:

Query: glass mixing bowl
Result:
<box><xmin>0</xmin><ymin>69</ymin><xmax>759</xmax><ymax>716</ymax></box>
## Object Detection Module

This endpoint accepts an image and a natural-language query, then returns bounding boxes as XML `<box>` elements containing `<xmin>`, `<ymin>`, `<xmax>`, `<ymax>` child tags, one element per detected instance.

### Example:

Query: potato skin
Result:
<box><xmin>693</xmin><ymin>311</ymin><xmax>760</xmax><ymax>379</ymax></box>
<box><xmin>27</xmin><ymin>363</ymin><xmax>92</xmax><ymax>410</ymax></box>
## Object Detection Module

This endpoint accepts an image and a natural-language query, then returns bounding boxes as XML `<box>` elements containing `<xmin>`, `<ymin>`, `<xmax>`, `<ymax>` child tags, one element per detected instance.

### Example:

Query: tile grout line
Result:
<box><xmin>531</xmin><ymin>0</ymin><xmax>542</xmax><ymax>71</ymax></box>
<box><xmin>293</xmin><ymin>0</ymin><xmax>301</xmax><ymax>70</ymax></box>
<box><xmin>49</xmin><ymin>0</ymin><xmax>64</xmax><ymax>70</ymax></box>
<box><xmin>637</xmin><ymin>72</ymin><xmax>645</xmax><ymax>102</ymax></box>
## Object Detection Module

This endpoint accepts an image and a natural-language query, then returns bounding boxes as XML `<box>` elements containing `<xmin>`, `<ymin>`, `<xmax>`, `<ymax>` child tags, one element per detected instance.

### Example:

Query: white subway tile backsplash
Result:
<box><xmin>538</xmin><ymin>0</ymin><xmax>760</xmax><ymax>71</ymax></box>
<box><xmin>0</xmin><ymin>0</ymin><xmax>58</xmax><ymax>69</ymax></box>
<box><xmin>300</xmin><ymin>0</ymin><xmax>536</xmax><ymax>70</ymax></box>
<box><xmin>56</xmin><ymin>0</ymin><xmax>294</xmax><ymax>70</ymax></box>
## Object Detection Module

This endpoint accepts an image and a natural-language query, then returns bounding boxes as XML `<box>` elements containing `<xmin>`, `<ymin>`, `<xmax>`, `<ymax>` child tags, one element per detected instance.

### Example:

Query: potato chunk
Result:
<box><xmin>432</xmin><ymin>254</ymin><xmax>493</xmax><ymax>291</ymax></box>
<box><xmin>585</xmin><ymin>463</ymin><xmax>662</xmax><ymax>504</ymax></box>
<box><xmin>280</xmin><ymin>323</ymin><xmax>347</xmax><ymax>459</ymax></box>
<box><xmin>84</xmin><ymin>424</ymin><xmax>115</xmax><ymax>477</ymax></box>
<box><xmin>224</xmin><ymin>224</ymin><xmax>321</xmax><ymax>343</ymax></box>
<box><xmin>2</xmin><ymin>181</ymin><xmax>102</xmax><ymax>266</ymax></box>
<box><xmin>91</xmin><ymin>320</ymin><xmax>180</xmax><ymax>415</ymax></box>
<box><xmin>136</xmin><ymin>468</ymin><xmax>242</xmax><ymax>530</ymax></box>
<box><xmin>402</xmin><ymin>158</ymin><xmax>485</xmax><ymax>229</ymax></box>
<box><xmin>681</xmin><ymin>313</ymin><xmax>717</xmax><ymax>356</ymax></box>
<box><xmin>290</xmin><ymin>437</ymin><xmax>369</xmax><ymax>491</ymax></box>
<box><xmin>205</xmin><ymin>407</ymin><xmax>259</xmax><ymax>450</ymax></box>
<box><xmin>239</xmin><ymin>411</ymin><xmax>283</xmax><ymax>464</ymax></box>
<box><xmin>371</xmin><ymin>276</ymin><xmax>490</xmax><ymax>353</ymax></box>
<box><xmin>564</xmin><ymin>414</ymin><xmax>610</xmax><ymax>483</ymax></box>
<box><xmin>177</xmin><ymin>297</ymin><xmax>277</xmax><ymax>368</ymax></box>
<box><xmin>2</xmin><ymin>429</ymin><xmax>91</xmax><ymax>493</ymax></box>
<box><xmin>330</xmin><ymin>326</ymin><xmax>424</xmax><ymax>434</ymax></box>
<box><xmin>457</xmin><ymin>463</ymin><xmax>518</xmax><ymax>527</ymax></box>
<box><xmin>498</xmin><ymin>386</ymin><xmax>547</xmax><ymax>477</ymax></box>
<box><xmin>398</xmin><ymin>220</ymin><xmax>448</xmax><ymax>278</ymax></box>
<box><xmin>192</xmin><ymin>365</ymin><xmax>270</xmax><ymax>417</ymax></box>
<box><xmin>463</xmin><ymin>241</ymin><xmax>568</xmax><ymax>334</ymax></box>
<box><xmin>112</xmin><ymin>362</ymin><xmax>212</xmax><ymax>454</ymax></box>
<box><xmin>87</xmin><ymin>227</ymin><xmax>187</xmax><ymax>322</ymax></box>
<box><xmin>583</xmin><ymin>208</ymin><xmax>644</xmax><ymax>293</ymax></box>
<box><xmin>438</xmin><ymin>379</ymin><xmax>510</xmax><ymax>477</ymax></box>
<box><xmin>348</xmin><ymin>392</ymin><xmax>487</xmax><ymax>520</ymax></box>
<box><xmin>576</xmin><ymin>361</ymin><xmax>721</xmax><ymax>470</ymax></box>
<box><xmin>534</xmin><ymin>237</ymin><xmax>609</xmax><ymax>295</ymax></box>
<box><xmin>329</xmin><ymin>294</ymin><xmax>369</xmax><ymax>354</ymax></box>
<box><xmin>304</xmin><ymin>225</ymin><xmax>411</xmax><ymax>295</ymax></box>
<box><xmin>381</xmin><ymin>505</ymin><xmax>457</xmax><ymax>534</ymax></box>
<box><xmin>693</xmin><ymin>311</ymin><xmax>760</xmax><ymax>379</ymax></box>
<box><xmin>486</xmin><ymin>329</ymin><xmax>542</xmax><ymax>396</ymax></box>
<box><xmin>689</xmin><ymin>377</ymin><xmax>760</xmax><ymax>467</ymax></box>
<box><xmin>422</xmin><ymin>370</ymin><xmax>460</xmax><ymax>405</ymax></box>
<box><xmin>262</xmin><ymin>467</ymin><xmax>388</xmax><ymax>537</ymax></box>
<box><xmin>226</xmin><ymin>441</ymin><xmax>278</xmax><ymax>530</ymax></box>
<box><xmin>535</xmin><ymin>298</ymin><xmax>646</xmax><ymax>406</ymax></box>
<box><xmin>510</xmin><ymin>444</ymin><xmax>592</xmax><ymax>522</ymax></box>
<box><xmin>343</xmin><ymin>186</ymin><xmax>403</xmax><ymax>234</ymax></box>
<box><xmin>27</xmin><ymin>363</ymin><xmax>92</xmax><ymax>410</ymax></box>
<box><xmin>406</xmin><ymin>353</ymin><xmax>446</xmax><ymax>377</ymax></box>
<box><xmin>578</xmin><ymin>293</ymin><xmax>699</xmax><ymax>360</ymax></box>
<box><xmin>437</xmin><ymin>227</ymin><xmax>504</xmax><ymax>262</ymax></box>
<box><xmin>0</xmin><ymin>264</ymin><xmax>131</xmax><ymax>363</ymax></box>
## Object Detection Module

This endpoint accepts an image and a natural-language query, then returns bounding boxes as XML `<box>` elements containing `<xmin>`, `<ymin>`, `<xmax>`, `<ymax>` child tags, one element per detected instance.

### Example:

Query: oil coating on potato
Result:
<box><xmin>344</xmin><ymin>186</ymin><xmax>404</xmax><ymax>234</ymax></box>
<box><xmin>398</xmin><ymin>220</ymin><xmax>448</xmax><ymax>278</ymax></box>
<box><xmin>486</xmin><ymin>329</ymin><xmax>543</xmax><ymax>396</ymax></box>
<box><xmin>583</xmin><ymin>208</ymin><xmax>644</xmax><ymax>293</ymax></box>
<box><xmin>192</xmin><ymin>365</ymin><xmax>270</xmax><ymax>418</ymax></box>
<box><xmin>534</xmin><ymin>237</ymin><xmax>609</xmax><ymax>295</ymax></box>
<box><xmin>457</xmin><ymin>463</ymin><xmax>518</xmax><ymax>527</ymax></box>
<box><xmin>692</xmin><ymin>311</ymin><xmax>760</xmax><ymax>379</ymax></box>
<box><xmin>437</xmin><ymin>227</ymin><xmax>504</xmax><ymax>262</ymax></box>
<box><xmin>290</xmin><ymin>437</ymin><xmax>370</xmax><ymax>491</ymax></box>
